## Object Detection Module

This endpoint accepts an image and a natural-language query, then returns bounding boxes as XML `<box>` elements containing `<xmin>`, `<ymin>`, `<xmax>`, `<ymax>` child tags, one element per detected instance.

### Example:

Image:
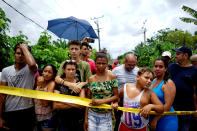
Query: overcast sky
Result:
<box><xmin>1</xmin><ymin>0</ymin><xmax>197</xmax><ymax>59</ymax></box>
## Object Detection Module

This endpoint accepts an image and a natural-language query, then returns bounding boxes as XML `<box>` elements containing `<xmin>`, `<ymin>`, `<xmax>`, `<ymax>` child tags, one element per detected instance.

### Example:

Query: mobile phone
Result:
<box><xmin>87</xmin><ymin>38</ymin><xmax>95</xmax><ymax>43</ymax></box>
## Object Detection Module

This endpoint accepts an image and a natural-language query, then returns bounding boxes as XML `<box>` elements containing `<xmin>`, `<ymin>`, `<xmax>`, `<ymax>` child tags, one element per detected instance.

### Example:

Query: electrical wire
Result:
<box><xmin>2</xmin><ymin>0</ymin><xmax>45</xmax><ymax>30</ymax></box>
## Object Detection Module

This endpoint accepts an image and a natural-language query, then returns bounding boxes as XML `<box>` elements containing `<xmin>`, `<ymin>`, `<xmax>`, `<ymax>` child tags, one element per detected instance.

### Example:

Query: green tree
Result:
<box><xmin>166</xmin><ymin>30</ymin><xmax>195</xmax><ymax>49</ymax></box>
<box><xmin>53</xmin><ymin>39</ymin><xmax>69</xmax><ymax>49</ymax></box>
<box><xmin>0</xmin><ymin>7</ymin><xmax>30</xmax><ymax>70</ymax></box>
<box><xmin>0</xmin><ymin>7</ymin><xmax>11</xmax><ymax>70</ymax></box>
<box><xmin>117</xmin><ymin>29</ymin><xmax>197</xmax><ymax>68</ymax></box>
<box><xmin>180</xmin><ymin>5</ymin><xmax>197</xmax><ymax>25</ymax></box>
<box><xmin>31</xmin><ymin>31</ymin><xmax>70</xmax><ymax>69</ymax></box>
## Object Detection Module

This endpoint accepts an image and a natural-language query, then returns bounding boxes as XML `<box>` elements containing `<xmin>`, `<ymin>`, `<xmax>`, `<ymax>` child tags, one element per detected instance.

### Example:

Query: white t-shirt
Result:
<box><xmin>1</xmin><ymin>64</ymin><xmax>36</xmax><ymax>112</ymax></box>
<box><xmin>112</xmin><ymin>65</ymin><xmax>139</xmax><ymax>91</ymax></box>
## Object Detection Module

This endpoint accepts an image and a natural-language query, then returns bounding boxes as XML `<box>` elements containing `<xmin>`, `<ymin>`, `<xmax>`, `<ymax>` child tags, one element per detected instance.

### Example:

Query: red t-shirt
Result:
<box><xmin>86</xmin><ymin>59</ymin><xmax>97</xmax><ymax>74</ymax></box>
<box><xmin>112</xmin><ymin>65</ymin><xmax>117</xmax><ymax>70</ymax></box>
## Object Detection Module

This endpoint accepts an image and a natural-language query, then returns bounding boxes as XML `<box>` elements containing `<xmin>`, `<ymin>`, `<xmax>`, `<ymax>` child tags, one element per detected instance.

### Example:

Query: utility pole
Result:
<box><xmin>91</xmin><ymin>16</ymin><xmax>104</xmax><ymax>51</ymax></box>
<box><xmin>142</xmin><ymin>20</ymin><xmax>147</xmax><ymax>44</ymax></box>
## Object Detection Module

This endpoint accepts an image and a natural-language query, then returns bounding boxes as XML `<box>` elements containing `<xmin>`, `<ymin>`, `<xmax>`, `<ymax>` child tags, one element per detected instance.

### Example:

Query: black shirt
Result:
<box><xmin>169</xmin><ymin>63</ymin><xmax>197</xmax><ymax>111</ymax></box>
<box><xmin>54</xmin><ymin>83</ymin><xmax>84</xmax><ymax>126</ymax></box>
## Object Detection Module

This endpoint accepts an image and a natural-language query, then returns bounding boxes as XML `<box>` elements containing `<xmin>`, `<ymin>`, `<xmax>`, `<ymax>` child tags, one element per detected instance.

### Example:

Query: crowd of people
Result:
<box><xmin>0</xmin><ymin>40</ymin><xmax>197</xmax><ymax>131</ymax></box>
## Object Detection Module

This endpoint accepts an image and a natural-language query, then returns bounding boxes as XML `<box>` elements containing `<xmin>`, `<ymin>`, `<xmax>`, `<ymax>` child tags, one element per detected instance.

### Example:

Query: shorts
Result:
<box><xmin>88</xmin><ymin>109</ymin><xmax>112</xmax><ymax>131</ymax></box>
<box><xmin>3</xmin><ymin>107</ymin><xmax>36</xmax><ymax>131</ymax></box>
<box><xmin>119</xmin><ymin>122</ymin><xmax>148</xmax><ymax>131</ymax></box>
<box><xmin>38</xmin><ymin>118</ymin><xmax>56</xmax><ymax>131</ymax></box>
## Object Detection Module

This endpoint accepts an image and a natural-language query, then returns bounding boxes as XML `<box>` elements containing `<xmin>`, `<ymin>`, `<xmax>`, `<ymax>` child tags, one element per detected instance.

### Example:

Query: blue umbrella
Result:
<box><xmin>47</xmin><ymin>16</ymin><xmax>98</xmax><ymax>41</ymax></box>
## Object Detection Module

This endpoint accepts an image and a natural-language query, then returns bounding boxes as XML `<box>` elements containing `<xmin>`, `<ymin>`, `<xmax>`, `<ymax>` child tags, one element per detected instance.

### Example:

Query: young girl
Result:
<box><xmin>34</xmin><ymin>64</ymin><xmax>57</xmax><ymax>131</ymax></box>
<box><xmin>150</xmin><ymin>58</ymin><xmax>178</xmax><ymax>131</ymax></box>
<box><xmin>84</xmin><ymin>52</ymin><xmax>119</xmax><ymax>131</ymax></box>
<box><xmin>53</xmin><ymin>60</ymin><xmax>85</xmax><ymax>131</ymax></box>
<box><xmin>113</xmin><ymin>67</ymin><xmax>164</xmax><ymax>131</ymax></box>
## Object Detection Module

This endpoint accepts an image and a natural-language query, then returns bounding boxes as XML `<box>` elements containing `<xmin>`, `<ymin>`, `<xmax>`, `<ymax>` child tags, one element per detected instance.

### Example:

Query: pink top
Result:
<box><xmin>86</xmin><ymin>59</ymin><xmax>97</xmax><ymax>74</ymax></box>
<box><xmin>34</xmin><ymin>86</ymin><xmax>52</xmax><ymax>121</ymax></box>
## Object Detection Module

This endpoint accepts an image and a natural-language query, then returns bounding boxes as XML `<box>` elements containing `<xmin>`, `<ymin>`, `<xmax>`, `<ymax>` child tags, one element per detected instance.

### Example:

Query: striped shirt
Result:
<box><xmin>112</xmin><ymin>65</ymin><xmax>139</xmax><ymax>92</ymax></box>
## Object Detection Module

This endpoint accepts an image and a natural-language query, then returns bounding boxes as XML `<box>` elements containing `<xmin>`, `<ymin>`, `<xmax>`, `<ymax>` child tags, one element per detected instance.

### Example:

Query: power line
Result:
<box><xmin>2</xmin><ymin>0</ymin><xmax>45</xmax><ymax>30</ymax></box>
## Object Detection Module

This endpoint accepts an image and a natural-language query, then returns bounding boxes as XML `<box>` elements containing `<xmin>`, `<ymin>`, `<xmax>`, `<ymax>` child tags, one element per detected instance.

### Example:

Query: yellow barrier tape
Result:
<box><xmin>0</xmin><ymin>85</ymin><xmax>196</xmax><ymax>115</ymax></box>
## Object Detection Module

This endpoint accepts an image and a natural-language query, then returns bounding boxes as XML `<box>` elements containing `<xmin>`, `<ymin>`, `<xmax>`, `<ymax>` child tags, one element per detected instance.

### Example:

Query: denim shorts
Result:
<box><xmin>88</xmin><ymin>109</ymin><xmax>112</xmax><ymax>131</ymax></box>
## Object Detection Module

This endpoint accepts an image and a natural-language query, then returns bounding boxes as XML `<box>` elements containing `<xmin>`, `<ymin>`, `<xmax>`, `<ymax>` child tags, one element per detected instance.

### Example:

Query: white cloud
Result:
<box><xmin>0</xmin><ymin>0</ymin><xmax>197</xmax><ymax>59</ymax></box>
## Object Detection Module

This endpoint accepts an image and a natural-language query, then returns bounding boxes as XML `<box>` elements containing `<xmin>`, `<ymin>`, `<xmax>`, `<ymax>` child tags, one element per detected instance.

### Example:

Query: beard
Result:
<box><xmin>82</xmin><ymin>53</ymin><xmax>87</xmax><ymax>57</ymax></box>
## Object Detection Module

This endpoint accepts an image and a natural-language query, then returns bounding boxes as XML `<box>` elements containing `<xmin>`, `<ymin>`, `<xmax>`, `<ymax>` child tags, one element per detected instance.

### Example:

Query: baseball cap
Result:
<box><xmin>172</xmin><ymin>46</ymin><xmax>192</xmax><ymax>57</ymax></box>
<box><xmin>114</xmin><ymin>60</ymin><xmax>118</xmax><ymax>64</ymax></box>
<box><xmin>162</xmin><ymin>51</ymin><xmax>171</xmax><ymax>58</ymax></box>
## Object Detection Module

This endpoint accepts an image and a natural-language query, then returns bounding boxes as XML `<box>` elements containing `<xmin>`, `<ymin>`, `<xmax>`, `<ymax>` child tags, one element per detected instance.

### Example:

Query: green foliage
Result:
<box><xmin>91</xmin><ymin>49</ymin><xmax>97</xmax><ymax>61</ymax></box>
<box><xmin>180</xmin><ymin>5</ymin><xmax>197</xmax><ymax>25</ymax></box>
<box><xmin>166</xmin><ymin>30</ymin><xmax>195</xmax><ymax>49</ymax></box>
<box><xmin>117</xmin><ymin>29</ymin><xmax>197</xmax><ymax>68</ymax></box>
<box><xmin>134</xmin><ymin>29</ymin><xmax>196</xmax><ymax>68</ymax></box>
<box><xmin>0</xmin><ymin>7</ymin><xmax>11</xmax><ymax>34</ymax></box>
<box><xmin>31</xmin><ymin>31</ymin><xmax>70</xmax><ymax>69</ymax></box>
<box><xmin>117</xmin><ymin>52</ymin><xmax>131</xmax><ymax>64</ymax></box>
<box><xmin>0</xmin><ymin>7</ymin><xmax>11</xmax><ymax>70</ymax></box>
<box><xmin>134</xmin><ymin>41</ymin><xmax>176</xmax><ymax>68</ymax></box>
<box><xmin>53</xmin><ymin>39</ymin><xmax>69</xmax><ymax>49</ymax></box>
<box><xmin>0</xmin><ymin>7</ymin><xmax>31</xmax><ymax>70</ymax></box>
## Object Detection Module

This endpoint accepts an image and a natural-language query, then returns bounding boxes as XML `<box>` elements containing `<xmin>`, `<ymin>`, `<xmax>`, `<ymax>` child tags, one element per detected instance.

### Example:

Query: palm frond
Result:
<box><xmin>180</xmin><ymin>17</ymin><xmax>197</xmax><ymax>25</ymax></box>
<box><xmin>182</xmin><ymin>5</ymin><xmax>197</xmax><ymax>19</ymax></box>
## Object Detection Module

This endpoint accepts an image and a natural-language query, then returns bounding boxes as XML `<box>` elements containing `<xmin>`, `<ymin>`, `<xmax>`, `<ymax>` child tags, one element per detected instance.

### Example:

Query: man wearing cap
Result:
<box><xmin>112</xmin><ymin>60</ymin><xmax>119</xmax><ymax>70</ymax></box>
<box><xmin>162</xmin><ymin>51</ymin><xmax>172</xmax><ymax>65</ymax></box>
<box><xmin>169</xmin><ymin>46</ymin><xmax>197</xmax><ymax>131</ymax></box>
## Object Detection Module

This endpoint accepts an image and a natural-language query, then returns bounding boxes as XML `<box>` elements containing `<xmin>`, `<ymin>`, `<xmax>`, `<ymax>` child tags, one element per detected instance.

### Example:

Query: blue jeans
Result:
<box><xmin>178</xmin><ymin>115</ymin><xmax>192</xmax><ymax>131</ymax></box>
<box><xmin>88</xmin><ymin>109</ymin><xmax>112</xmax><ymax>131</ymax></box>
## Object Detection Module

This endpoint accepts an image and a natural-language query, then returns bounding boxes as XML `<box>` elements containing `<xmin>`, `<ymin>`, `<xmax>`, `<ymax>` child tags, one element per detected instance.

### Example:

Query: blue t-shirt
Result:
<box><xmin>169</xmin><ymin>63</ymin><xmax>197</xmax><ymax>111</ymax></box>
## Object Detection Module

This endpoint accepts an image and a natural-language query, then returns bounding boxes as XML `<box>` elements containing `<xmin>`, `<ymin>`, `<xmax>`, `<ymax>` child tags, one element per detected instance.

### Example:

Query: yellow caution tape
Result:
<box><xmin>0</xmin><ymin>85</ymin><xmax>196</xmax><ymax>115</ymax></box>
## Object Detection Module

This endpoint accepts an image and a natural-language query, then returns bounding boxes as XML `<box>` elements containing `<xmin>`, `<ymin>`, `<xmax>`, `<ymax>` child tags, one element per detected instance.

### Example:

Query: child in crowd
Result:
<box><xmin>34</xmin><ymin>64</ymin><xmax>57</xmax><ymax>131</ymax></box>
<box><xmin>84</xmin><ymin>51</ymin><xmax>119</xmax><ymax>131</ymax></box>
<box><xmin>53</xmin><ymin>60</ymin><xmax>85</xmax><ymax>131</ymax></box>
<box><xmin>112</xmin><ymin>67</ymin><xmax>164</xmax><ymax>131</ymax></box>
